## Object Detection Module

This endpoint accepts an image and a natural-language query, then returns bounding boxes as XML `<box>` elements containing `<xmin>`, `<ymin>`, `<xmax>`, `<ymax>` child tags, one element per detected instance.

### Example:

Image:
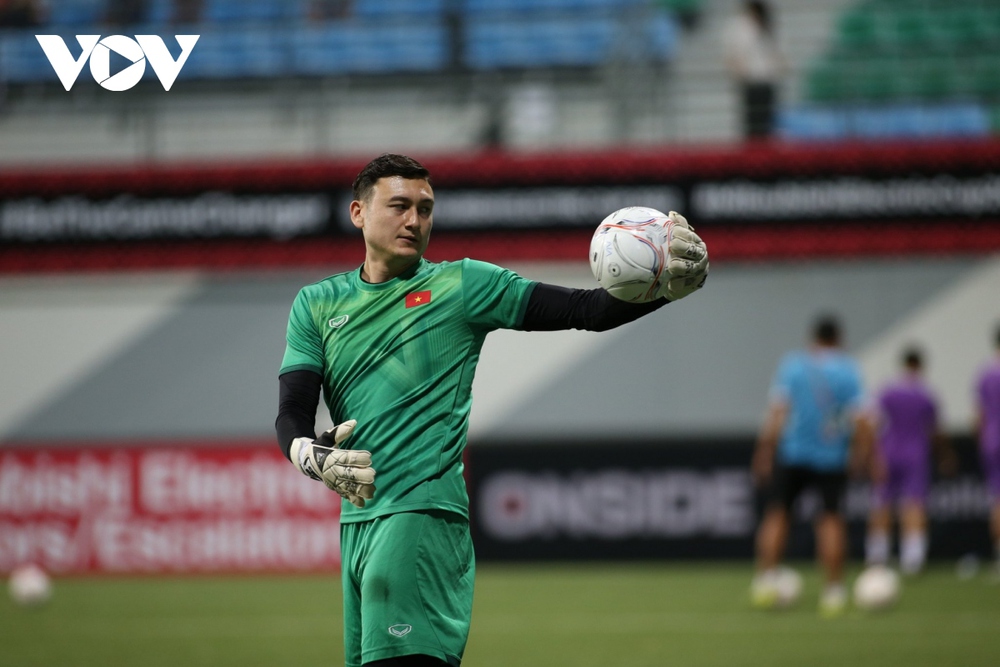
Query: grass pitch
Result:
<box><xmin>2</xmin><ymin>562</ymin><xmax>998</xmax><ymax>667</ymax></box>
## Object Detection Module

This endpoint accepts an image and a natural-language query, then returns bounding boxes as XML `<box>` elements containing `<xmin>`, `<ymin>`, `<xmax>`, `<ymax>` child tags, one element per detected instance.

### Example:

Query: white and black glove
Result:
<box><xmin>289</xmin><ymin>420</ymin><xmax>376</xmax><ymax>508</ymax></box>
<box><xmin>660</xmin><ymin>211</ymin><xmax>709</xmax><ymax>302</ymax></box>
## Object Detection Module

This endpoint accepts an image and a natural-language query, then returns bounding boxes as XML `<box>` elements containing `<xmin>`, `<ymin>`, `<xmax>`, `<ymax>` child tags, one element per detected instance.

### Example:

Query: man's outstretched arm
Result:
<box><xmin>520</xmin><ymin>209</ymin><xmax>708</xmax><ymax>332</ymax></box>
<box><xmin>520</xmin><ymin>283</ymin><xmax>670</xmax><ymax>332</ymax></box>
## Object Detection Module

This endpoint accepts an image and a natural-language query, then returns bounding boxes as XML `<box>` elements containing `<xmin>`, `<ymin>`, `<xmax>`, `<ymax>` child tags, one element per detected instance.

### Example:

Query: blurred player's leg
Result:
<box><xmin>865</xmin><ymin>505</ymin><xmax>892</xmax><ymax>567</ymax></box>
<box><xmin>866</xmin><ymin>459</ymin><xmax>898</xmax><ymax>566</ymax></box>
<box><xmin>982</xmin><ymin>449</ymin><xmax>1000</xmax><ymax>578</ymax></box>
<box><xmin>751</xmin><ymin>506</ymin><xmax>789</xmax><ymax>608</ymax></box>
<box><xmin>817</xmin><ymin>513</ymin><xmax>848</xmax><ymax>617</ymax></box>
<box><xmin>816</xmin><ymin>471</ymin><xmax>848</xmax><ymax>616</ymax></box>
<box><xmin>899</xmin><ymin>501</ymin><xmax>928</xmax><ymax>575</ymax></box>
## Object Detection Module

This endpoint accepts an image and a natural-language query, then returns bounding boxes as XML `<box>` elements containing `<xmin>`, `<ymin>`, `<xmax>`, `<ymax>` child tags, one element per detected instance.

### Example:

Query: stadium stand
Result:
<box><xmin>0</xmin><ymin>0</ymin><xmax>680</xmax><ymax>80</ymax></box>
<box><xmin>782</xmin><ymin>0</ymin><xmax>1000</xmax><ymax>140</ymax></box>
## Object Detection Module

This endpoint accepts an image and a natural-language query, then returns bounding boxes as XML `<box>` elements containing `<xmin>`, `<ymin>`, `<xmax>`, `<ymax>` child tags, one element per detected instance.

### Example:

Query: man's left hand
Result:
<box><xmin>660</xmin><ymin>211</ymin><xmax>709</xmax><ymax>302</ymax></box>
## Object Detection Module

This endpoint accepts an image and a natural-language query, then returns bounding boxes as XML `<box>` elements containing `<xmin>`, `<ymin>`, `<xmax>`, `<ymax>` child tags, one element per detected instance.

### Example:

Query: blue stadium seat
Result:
<box><xmin>0</xmin><ymin>32</ymin><xmax>63</xmax><ymax>83</ymax></box>
<box><xmin>852</xmin><ymin>104</ymin><xmax>989</xmax><ymax>139</ymax></box>
<box><xmin>352</xmin><ymin>0</ymin><xmax>445</xmax><ymax>18</ymax></box>
<box><xmin>180</xmin><ymin>27</ymin><xmax>290</xmax><ymax>79</ymax></box>
<box><xmin>782</xmin><ymin>103</ymin><xmax>990</xmax><ymax>140</ymax></box>
<box><xmin>291</xmin><ymin>22</ymin><xmax>448</xmax><ymax>75</ymax></box>
<box><xmin>46</xmin><ymin>0</ymin><xmax>103</xmax><ymax>26</ymax></box>
<box><xmin>463</xmin><ymin>0</ymin><xmax>643</xmax><ymax>14</ymax></box>
<box><xmin>464</xmin><ymin>11</ymin><xmax>675</xmax><ymax>69</ymax></box>
<box><xmin>145</xmin><ymin>0</ymin><xmax>175</xmax><ymax>24</ymax></box>
<box><xmin>465</xmin><ymin>17</ymin><xmax>612</xmax><ymax>68</ymax></box>
<box><xmin>778</xmin><ymin>107</ymin><xmax>851</xmax><ymax>141</ymax></box>
<box><xmin>202</xmin><ymin>0</ymin><xmax>301</xmax><ymax>24</ymax></box>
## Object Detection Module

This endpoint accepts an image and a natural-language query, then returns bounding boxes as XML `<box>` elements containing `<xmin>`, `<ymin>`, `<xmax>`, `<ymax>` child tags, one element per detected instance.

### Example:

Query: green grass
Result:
<box><xmin>2</xmin><ymin>563</ymin><xmax>998</xmax><ymax>667</ymax></box>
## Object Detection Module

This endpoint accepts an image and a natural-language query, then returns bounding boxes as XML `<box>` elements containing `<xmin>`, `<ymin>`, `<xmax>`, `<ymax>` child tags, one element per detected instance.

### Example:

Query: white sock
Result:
<box><xmin>866</xmin><ymin>531</ymin><xmax>891</xmax><ymax>565</ymax></box>
<box><xmin>900</xmin><ymin>533</ymin><xmax>927</xmax><ymax>574</ymax></box>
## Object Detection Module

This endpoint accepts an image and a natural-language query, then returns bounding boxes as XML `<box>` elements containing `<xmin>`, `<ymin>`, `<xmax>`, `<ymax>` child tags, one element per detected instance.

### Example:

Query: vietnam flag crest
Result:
<box><xmin>405</xmin><ymin>290</ymin><xmax>432</xmax><ymax>308</ymax></box>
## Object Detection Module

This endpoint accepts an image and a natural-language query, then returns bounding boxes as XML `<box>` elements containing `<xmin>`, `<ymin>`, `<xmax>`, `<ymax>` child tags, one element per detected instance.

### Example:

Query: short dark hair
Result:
<box><xmin>352</xmin><ymin>153</ymin><xmax>431</xmax><ymax>202</ymax></box>
<box><xmin>902</xmin><ymin>345</ymin><xmax>923</xmax><ymax>370</ymax></box>
<box><xmin>813</xmin><ymin>314</ymin><xmax>841</xmax><ymax>346</ymax></box>
<box><xmin>995</xmin><ymin>323</ymin><xmax>1000</xmax><ymax>349</ymax></box>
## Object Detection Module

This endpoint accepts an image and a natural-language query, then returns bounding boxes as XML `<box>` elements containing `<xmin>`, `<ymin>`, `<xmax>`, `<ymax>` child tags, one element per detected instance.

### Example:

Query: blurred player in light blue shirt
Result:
<box><xmin>751</xmin><ymin>315</ymin><xmax>875</xmax><ymax>616</ymax></box>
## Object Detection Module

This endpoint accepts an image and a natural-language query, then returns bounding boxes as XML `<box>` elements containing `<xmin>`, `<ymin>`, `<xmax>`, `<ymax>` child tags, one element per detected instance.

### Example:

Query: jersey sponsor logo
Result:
<box><xmin>405</xmin><ymin>290</ymin><xmax>432</xmax><ymax>308</ymax></box>
<box><xmin>388</xmin><ymin>624</ymin><xmax>412</xmax><ymax>637</ymax></box>
<box><xmin>328</xmin><ymin>315</ymin><xmax>349</xmax><ymax>328</ymax></box>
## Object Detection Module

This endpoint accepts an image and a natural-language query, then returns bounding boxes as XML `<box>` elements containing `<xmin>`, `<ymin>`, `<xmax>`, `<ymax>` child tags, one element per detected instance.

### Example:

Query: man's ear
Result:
<box><xmin>349</xmin><ymin>200</ymin><xmax>364</xmax><ymax>231</ymax></box>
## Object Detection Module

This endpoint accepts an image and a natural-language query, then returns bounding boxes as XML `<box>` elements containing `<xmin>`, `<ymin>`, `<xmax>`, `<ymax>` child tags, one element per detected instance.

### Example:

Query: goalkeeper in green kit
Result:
<box><xmin>276</xmin><ymin>154</ymin><xmax>709</xmax><ymax>667</ymax></box>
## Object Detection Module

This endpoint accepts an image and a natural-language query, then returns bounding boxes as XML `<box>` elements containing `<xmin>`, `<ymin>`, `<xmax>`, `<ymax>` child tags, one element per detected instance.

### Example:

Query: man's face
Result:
<box><xmin>351</xmin><ymin>176</ymin><xmax>434</xmax><ymax>269</ymax></box>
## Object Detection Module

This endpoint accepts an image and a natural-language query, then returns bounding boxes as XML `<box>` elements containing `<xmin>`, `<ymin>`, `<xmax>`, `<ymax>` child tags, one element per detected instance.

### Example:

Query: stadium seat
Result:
<box><xmin>0</xmin><ymin>32</ymin><xmax>60</xmax><ymax>83</ymax></box>
<box><xmin>777</xmin><ymin>107</ymin><xmax>850</xmax><ymax>141</ymax></box>
<box><xmin>180</xmin><ymin>27</ymin><xmax>290</xmax><ymax>79</ymax></box>
<box><xmin>463</xmin><ymin>0</ymin><xmax>643</xmax><ymax>14</ymax></box>
<box><xmin>885</xmin><ymin>8</ymin><xmax>938</xmax><ymax>55</ymax></box>
<box><xmin>291</xmin><ymin>22</ymin><xmax>448</xmax><ymax>75</ymax></box>
<box><xmin>851</xmin><ymin>103</ymin><xmax>988</xmax><ymax>139</ymax></box>
<box><xmin>463</xmin><ymin>10</ymin><xmax>675</xmax><ymax>70</ymax></box>
<box><xmin>970</xmin><ymin>54</ymin><xmax>1000</xmax><ymax>100</ymax></box>
<box><xmin>806</xmin><ymin>60</ymin><xmax>852</xmax><ymax>103</ymax></box>
<box><xmin>835</xmin><ymin>8</ymin><xmax>886</xmax><ymax>55</ymax></box>
<box><xmin>852</xmin><ymin>59</ymin><xmax>905</xmax><ymax>103</ymax></box>
<box><xmin>904</xmin><ymin>57</ymin><xmax>959</xmax><ymax>101</ymax></box>
<box><xmin>202</xmin><ymin>0</ymin><xmax>301</xmax><ymax>24</ymax></box>
<box><xmin>352</xmin><ymin>0</ymin><xmax>445</xmax><ymax>18</ymax></box>
<box><xmin>46</xmin><ymin>0</ymin><xmax>103</xmax><ymax>26</ymax></box>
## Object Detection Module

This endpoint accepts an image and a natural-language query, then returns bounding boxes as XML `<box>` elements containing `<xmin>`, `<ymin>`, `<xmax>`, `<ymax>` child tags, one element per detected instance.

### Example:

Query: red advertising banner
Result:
<box><xmin>0</xmin><ymin>445</ymin><xmax>342</xmax><ymax>574</ymax></box>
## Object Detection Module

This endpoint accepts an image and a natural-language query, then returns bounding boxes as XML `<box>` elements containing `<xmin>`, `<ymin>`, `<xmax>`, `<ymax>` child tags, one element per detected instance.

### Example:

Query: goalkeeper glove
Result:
<box><xmin>660</xmin><ymin>211</ymin><xmax>709</xmax><ymax>302</ymax></box>
<box><xmin>289</xmin><ymin>420</ymin><xmax>376</xmax><ymax>508</ymax></box>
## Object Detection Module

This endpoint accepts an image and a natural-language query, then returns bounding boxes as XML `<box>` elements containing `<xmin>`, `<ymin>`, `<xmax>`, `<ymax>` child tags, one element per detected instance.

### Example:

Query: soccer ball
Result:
<box><xmin>589</xmin><ymin>206</ymin><xmax>673</xmax><ymax>303</ymax></box>
<box><xmin>8</xmin><ymin>563</ymin><xmax>52</xmax><ymax>607</ymax></box>
<box><xmin>751</xmin><ymin>566</ymin><xmax>802</xmax><ymax>609</ymax></box>
<box><xmin>773</xmin><ymin>566</ymin><xmax>803</xmax><ymax>607</ymax></box>
<box><xmin>853</xmin><ymin>565</ymin><xmax>900</xmax><ymax>610</ymax></box>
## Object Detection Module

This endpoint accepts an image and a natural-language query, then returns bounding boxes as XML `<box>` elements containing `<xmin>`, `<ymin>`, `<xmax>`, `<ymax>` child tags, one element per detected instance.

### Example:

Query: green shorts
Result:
<box><xmin>340</xmin><ymin>510</ymin><xmax>475</xmax><ymax>667</ymax></box>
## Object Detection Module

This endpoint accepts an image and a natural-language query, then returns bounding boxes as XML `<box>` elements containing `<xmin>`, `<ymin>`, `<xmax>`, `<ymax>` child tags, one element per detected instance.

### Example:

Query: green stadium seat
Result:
<box><xmin>806</xmin><ymin>61</ymin><xmax>851</xmax><ymax>102</ymax></box>
<box><xmin>904</xmin><ymin>57</ymin><xmax>958</xmax><ymax>101</ymax></box>
<box><xmin>853</xmin><ymin>59</ymin><xmax>905</xmax><ymax>102</ymax></box>
<box><xmin>970</xmin><ymin>55</ymin><xmax>1000</xmax><ymax>100</ymax></box>
<box><xmin>836</xmin><ymin>8</ymin><xmax>886</xmax><ymax>54</ymax></box>
<box><xmin>886</xmin><ymin>9</ymin><xmax>937</xmax><ymax>54</ymax></box>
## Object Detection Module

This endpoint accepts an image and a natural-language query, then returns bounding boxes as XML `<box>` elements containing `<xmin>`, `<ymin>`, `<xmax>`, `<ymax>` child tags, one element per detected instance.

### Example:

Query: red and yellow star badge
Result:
<box><xmin>405</xmin><ymin>290</ymin><xmax>432</xmax><ymax>308</ymax></box>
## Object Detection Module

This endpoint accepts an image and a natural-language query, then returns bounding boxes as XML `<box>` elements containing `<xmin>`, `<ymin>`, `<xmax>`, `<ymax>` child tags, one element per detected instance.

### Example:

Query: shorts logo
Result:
<box><xmin>388</xmin><ymin>624</ymin><xmax>412</xmax><ymax>637</ymax></box>
<box><xmin>328</xmin><ymin>315</ymin><xmax>349</xmax><ymax>329</ymax></box>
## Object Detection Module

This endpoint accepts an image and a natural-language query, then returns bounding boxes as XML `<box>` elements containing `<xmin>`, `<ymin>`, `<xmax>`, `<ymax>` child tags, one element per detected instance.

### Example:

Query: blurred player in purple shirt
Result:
<box><xmin>865</xmin><ymin>346</ymin><xmax>954</xmax><ymax>575</ymax></box>
<box><xmin>975</xmin><ymin>325</ymin><xmax>1000</xmax><ymax>573</ymax></box>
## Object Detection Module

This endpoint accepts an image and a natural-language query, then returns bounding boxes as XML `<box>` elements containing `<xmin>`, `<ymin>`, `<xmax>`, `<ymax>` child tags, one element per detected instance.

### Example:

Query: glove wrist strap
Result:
<box><xmin>291</xmin><ymin>438</ymin><xmax>322</xmax><ymax>481</ymax></box>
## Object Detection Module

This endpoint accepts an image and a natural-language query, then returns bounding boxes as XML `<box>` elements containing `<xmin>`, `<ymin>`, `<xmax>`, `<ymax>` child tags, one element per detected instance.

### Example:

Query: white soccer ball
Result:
<box><xmin>853</xmin><ymin>565</ymin><xmax>900</xmax><ymax>610</ymax></box>
<box><xmin>773</xmin><ymin>566</ymin><xmax>803</xmax><ymax>607</ymax></box>
<box><xmin>589</xmin><ymin>206</ymin><xmax>673</xmax><ymax>303</ymax></box>
<box><xmin>8</xmin><ymin>564</ymin><xmax>52</xmax><ymax>607</ymax></box>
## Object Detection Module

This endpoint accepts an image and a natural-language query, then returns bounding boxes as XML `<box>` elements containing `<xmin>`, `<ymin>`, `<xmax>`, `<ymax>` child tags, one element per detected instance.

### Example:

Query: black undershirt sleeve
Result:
<box><xmin>520</xmin><ymin>282</ymin><xmax>669</xmax><ymax>332</ymax></box>
<box><xmin>275</xmin><ymin>369</ymin><xmax>322</xmax><ymax>461</ymax></box>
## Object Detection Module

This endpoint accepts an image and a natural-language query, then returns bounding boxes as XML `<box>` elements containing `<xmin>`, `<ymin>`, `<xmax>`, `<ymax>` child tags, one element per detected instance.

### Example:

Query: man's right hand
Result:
<box><xmin>290</xmin><ymin>420</ymin><xmax>376</xmax><ymax>508</ymax></box>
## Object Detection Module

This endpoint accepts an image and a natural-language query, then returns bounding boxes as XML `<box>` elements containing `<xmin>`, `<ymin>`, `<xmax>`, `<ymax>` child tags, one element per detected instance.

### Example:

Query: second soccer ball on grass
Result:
<box><xmin>853</xmin><ymin>565</ymin><xmax>900</xmax><ymax>610</ymax></box>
